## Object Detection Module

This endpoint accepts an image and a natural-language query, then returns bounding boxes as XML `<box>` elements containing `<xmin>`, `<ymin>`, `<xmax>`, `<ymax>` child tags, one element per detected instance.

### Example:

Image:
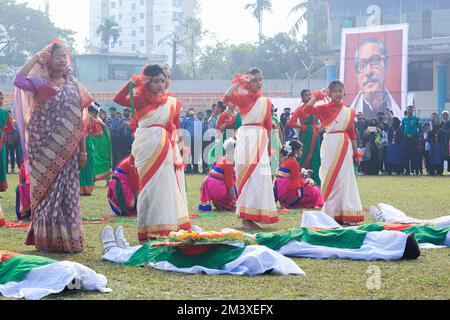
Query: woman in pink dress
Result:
<box><xmin>274</xmin><ymin>140</ymin><xmax>324</xmax><ymax>210</ymax></box>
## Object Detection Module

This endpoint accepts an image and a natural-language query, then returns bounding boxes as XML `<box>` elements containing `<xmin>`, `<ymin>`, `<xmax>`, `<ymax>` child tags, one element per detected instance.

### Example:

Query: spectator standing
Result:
<box><xmin>402</xmin><ymin>106</ymin><xmax>421</xmax><ymax>175</ymax></box>
<box><xmin>280</xmin><ymin>108</ymin><xmax>296</xmax><ymax>142</ymax></box>
<box><xmin>386</xmin><ymin>117</ymin><xmax>404</xmax><ymax>175</ymax></box>
<box><xmin>429</xmin><ymin>113</ymin><xmax>445</xmax><ymax>176</ymax></box>
<box><xmin>6</xmin><ymin>117</ymin><xmax>20</xmax><ymax>173</ymax></box>
<box><xmin>441</xmin><ymin>110</ymin><xmax>450</xmax><ymax>173</ymax></box>
<box><xmin>107</xmin><ymin>107</ymin><xmax>124</xmax><ymax>169</ymax></box>
<box><xmin>419</xmin><ymin>122</ymin><xmax>431</xmax><ymax>175</ymax></box>
<box><xmin>119</xmin><ymin>108</ymin><xmax>133</xmax><ymax>160</ymax></box>
<box><xmin>181</xmin><ymin>109</ymin><xmax>203</xmax><ymax>173</ymax></box>
<box><xmin>354</xmin><ymin>112</ymin><xmax>368</xmax><ymax>173</ymax></box>
<box><xmin>362</xmin><ymin>119</ymin><xmax>382</xmax><ymax>175</ymax></box>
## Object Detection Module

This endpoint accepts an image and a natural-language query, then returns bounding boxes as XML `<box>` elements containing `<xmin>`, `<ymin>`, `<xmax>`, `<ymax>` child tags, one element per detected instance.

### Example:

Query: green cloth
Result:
<box><xmin>79</xmin><ymin>134</ymin><xmax>95</xmax><ymax>188</ymax></box>
<box><xmin>0</xmin><ymin>255</ymin><xmax>56</xmax><ymax>284</ymax></box>
<box><xmin>271</xmin><ymin>116</ymin><xmax>282</xmax><ymax>175</ymax></box>
<box><xmin>93</xmin><ymin>122</ymin><xmax>112</xmax><ymax>181</ymax></box>
<box><xmin>402</xmin><ymin>116</ymin><xmax>421</xmax><ymax>136</ymax></box>
<box><xmin>0</xmin><ymin>109</ymin><xmax>9</xmax><ymax>186</ymax></box>
<box><xmin>257</xmin><ymin>224</ymin><xmax>450</xmax><ymax>251</ymax></box>
<box><xmin>298</xmin><ymin>114</ymin><xmax>321</xmax><ymax>186</ymax></box>
<box><xmin>124</xmin><ymin>242</ymin><xmax>245</xmax><ymax>269</ymax></box>
<box><xmin>256</xmin><ymin>228</ymin><xmax>369</xmax><ymax>251</ymax></box>
<box><xmin>358</xmin><ymin>223</ymin><xmax>450</xmax><ymax>245</ymax></box>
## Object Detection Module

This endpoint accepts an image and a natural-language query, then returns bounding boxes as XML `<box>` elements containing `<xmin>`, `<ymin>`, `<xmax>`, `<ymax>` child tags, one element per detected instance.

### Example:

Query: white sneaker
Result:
<box><xmin>114</xmin><ymin>226</ymin><xmax>130</xmax><ymax>249</ymax></box>
<box><xmin>101</xmin><ymin>226</ymin><xmax>117</xmax><ymax>254</ymax></box>
<box><xmin>369</xmin><ymin>205</ymin><xmax>384</xmax><ymax>222</ymax></box>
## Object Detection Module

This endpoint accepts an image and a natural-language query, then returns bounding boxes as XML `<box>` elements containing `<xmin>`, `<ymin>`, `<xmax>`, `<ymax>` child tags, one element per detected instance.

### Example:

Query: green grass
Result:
<box><xmin>0</xmin><ymin>173</ymin><xmax>449</xmax><ymax>300</ymax></box>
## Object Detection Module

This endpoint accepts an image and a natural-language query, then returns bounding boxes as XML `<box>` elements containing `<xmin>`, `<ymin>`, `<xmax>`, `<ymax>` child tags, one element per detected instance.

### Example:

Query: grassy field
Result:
<box><xmin>0</xmin><ymin>173</ymin><xmax>449</xmax><ymax>300</ymax></box>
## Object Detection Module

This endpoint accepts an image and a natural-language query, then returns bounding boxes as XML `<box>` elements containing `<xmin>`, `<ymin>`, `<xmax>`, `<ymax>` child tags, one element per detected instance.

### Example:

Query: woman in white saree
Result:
<box><xmin>224</xmin><ymin>69</ymin><xmax>278</xmax><ymax>229</ymax></box>
<box><xmin>303</xmin><ymin>80</ymin><xmax>364</xmax><ymax>224</ymax></box>
<box><xmin>114</xmin><ymin>65</ymin><xmax>190</xmax><ymax>241</ymax></box>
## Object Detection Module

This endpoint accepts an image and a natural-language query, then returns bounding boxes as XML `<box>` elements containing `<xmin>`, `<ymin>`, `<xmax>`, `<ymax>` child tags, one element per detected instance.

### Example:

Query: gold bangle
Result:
<box><xmin>80</xmin><ymin>152</ymin><xmax>87</xmax><ymax>156</ymax></box>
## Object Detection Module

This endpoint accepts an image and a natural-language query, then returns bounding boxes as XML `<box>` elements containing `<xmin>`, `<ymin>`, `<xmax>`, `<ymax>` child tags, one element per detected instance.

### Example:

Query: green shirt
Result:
<box><xmin>402</xmin><ymin>116</ymin><xmax>420</xmax><ymax>136</ymax></box>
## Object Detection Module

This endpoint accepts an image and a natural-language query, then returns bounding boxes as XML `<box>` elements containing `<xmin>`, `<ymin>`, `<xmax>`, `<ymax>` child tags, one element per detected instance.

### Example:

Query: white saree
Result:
<box><xmin>132</xmin><ymin>97</ymin><xmax>190</xmax><ymax>240</ymax></box>
<box><xmin>235</xmin><ymin>97</ymin><xmax>278</xmax><ymax>224</ymax></box>
<box><xmin>320</xmin><ymin>106</ymin><xmax>364</xmax><ymax>223</ymax></box>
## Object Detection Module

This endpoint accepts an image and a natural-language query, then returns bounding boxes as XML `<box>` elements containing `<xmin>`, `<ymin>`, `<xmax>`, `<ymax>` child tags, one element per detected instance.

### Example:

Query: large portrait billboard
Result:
<box><xmin>340</xmin><ymin>24</ymin><xmax>408</xmax><ymax>120</ymax></box>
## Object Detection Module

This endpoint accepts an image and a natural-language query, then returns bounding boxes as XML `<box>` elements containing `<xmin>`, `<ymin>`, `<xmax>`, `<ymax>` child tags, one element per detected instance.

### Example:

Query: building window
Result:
<box><xmin>173</xmin><ymin>0</ymin><xmax>183</xmax><ymax>7</ymax></box>
<box><xmin>132</xmin><ymin>30</ymin><xmax>136</xmax><ymax>37</ymax></box>
<box><xmin>119</xmin><ymin>41</ymin><xmax>122</xmax><ymax>46</ymax></box>
<box><xmin>111</xmin><ymin>2</ymin><xmax>115</xmax><ymax>9</ymax></box>
<box><xmin>132</xmin><ymin>17</ymin><xmax>136</xmax><ymax>23</ymax></box>
<box><xmin>119</xmin><ymin>13</ymin><xmax>122</xmax><ymax>20</ymax></box>
<box><xmin>382</xmin><ymin>13</ymin><xmax>400</xmax><ymax>25</ymax></box>
<box><xmin>173</xmin><ymin>12</ymin><xmax>184</xmax><ymax>21</ymax></box>
<box><xmin>140</xmin><ymin>0</ymin><xmax>145</xmax><ymax>5</ymax></box>
<box><xmin>422</xmin><ymin>11</ymin><xmax>432</xmax><ymax>39</ymax></box>
<box><xmin>140</xmin><ymin>13</ymin><xmax>145</xmax><ymax>19</ymax></box>
<box><xmin>155</xmin><ymin>25</ymin><xmax>161</xmax><ymax>32</ymax></box>
<box><xmin>132</xmin><ymin>3</ymin><xmax>136</xmax><ymax>10</ymax></box>
<box><xmin>405</xmin><ymin>12</ymin><xmax>421</xmax><ymax>40</ymax></box>
<box><xmin>140</xmin><ymin>27</ymin><xmax>145</xmax><ymax>33</ymax></box>
<box><xmin>140</xmin><ymin>40</ymin><xmax>145</xmax><ymax>47</ymax></box>
<box><xmin>132</xmin><ymin>44</ymin><xmax>136</xmax><ymax>51</ymax></box>
<box><xmin>408</xmin><ymin>61</ymin><xmax>433</xmax><ymax>92</ymax></box>
<box><xmin>433</xmin><ymin>9</ymin><xmax>450</xmax><ymax>38</ymax></box>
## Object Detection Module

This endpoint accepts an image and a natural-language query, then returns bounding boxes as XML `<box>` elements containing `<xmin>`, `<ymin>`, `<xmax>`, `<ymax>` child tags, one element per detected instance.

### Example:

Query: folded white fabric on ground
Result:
<box><xmin>0</xmin><ymin>261</ymin><xmax>112</xmax><ymax>300</ymax></box>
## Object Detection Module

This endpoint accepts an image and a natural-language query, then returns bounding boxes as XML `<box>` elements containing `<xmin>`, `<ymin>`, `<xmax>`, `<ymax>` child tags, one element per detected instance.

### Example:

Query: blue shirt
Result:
<box><xmin>181</xmin><ymin>117</ymin><xmax>203</xmax><ymax>141</ymax></box>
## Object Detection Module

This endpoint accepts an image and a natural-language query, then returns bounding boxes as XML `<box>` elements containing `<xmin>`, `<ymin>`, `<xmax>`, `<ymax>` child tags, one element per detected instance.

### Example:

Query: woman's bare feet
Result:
<box><xmin>240</xmin><ymin>219</ymin><xmax>264</xmax><ymax>230</ymax></box>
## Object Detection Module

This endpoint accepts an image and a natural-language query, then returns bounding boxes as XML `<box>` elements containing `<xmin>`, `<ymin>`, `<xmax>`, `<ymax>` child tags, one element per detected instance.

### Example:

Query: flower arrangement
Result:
<box><xmin>168</xmin><ymin>230</ymin><xmax>248</xmax><ymax>246</ymax></box>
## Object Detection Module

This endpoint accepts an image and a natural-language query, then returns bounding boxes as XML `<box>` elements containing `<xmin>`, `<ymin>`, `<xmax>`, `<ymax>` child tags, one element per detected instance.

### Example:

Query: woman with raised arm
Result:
<box><xmin>224</xmin><ymin>68</ymin><xmax>278</xmax><ymax>229</ymax></box>
<box><xmin>303</xmin><ymin>80</ymin><xmax>364</xmax><ymax>225</ymax></box>
<box><xmin>14</xmin><ymin>40</ymin><xmax>93</xmax><ymax>252</ymax></box>
<box><xmin>114</xmin><ymin>64</ymin><xmax>190</xmax><ymax>241</ymax></box>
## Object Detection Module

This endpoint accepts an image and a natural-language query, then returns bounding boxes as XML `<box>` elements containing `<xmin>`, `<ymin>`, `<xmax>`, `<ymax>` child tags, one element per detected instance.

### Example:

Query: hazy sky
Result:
<box><xmin>16</xmin><ymin>0</ymin><xmax>306</xmax><ymax>50</ymax></box>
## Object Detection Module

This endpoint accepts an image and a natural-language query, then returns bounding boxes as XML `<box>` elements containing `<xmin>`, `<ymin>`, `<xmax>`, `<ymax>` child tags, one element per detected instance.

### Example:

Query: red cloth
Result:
<box><xmin>303</xmin><ymin>101</ymin><xmax>357</xmax><ymax>140</ymax></box>
<box><xmin>114</xmin><ymin>82</ymin><xmax>181</xmax><ymax>135</ymax></box>
<box><xmin>216</xmin><ymin>112</ymin><xmax>237</xmax><ymax>131</ymax></box>
<box><xmin>224</xmin><ymin>92</ymin><xmax>272</xmax><ymax>131</ymax></box>
<box><xmin>287</xmin><ymin>105</ymin><xmax>318</xmax><ymax>132</ymax></box>
<box><xmin>1</xmin><ymin>114</ymin><xmax>14</xmax><ymax>149</ymax></box>
<box><xmin>280</xmin><ymin>157</ymin><xmax>304</xmax><ymax>191</ymax></box>
<box><xmin>87</xmin><ymin>117</ymin><xmax>103</xmax><ymax>136</ymax></box>
<box><xmin>213</xmin><ymin>157</ymin><xmax>235</xmax><ymax>190</ymax></box>
<box><xmin>117</xmin><ymin>156</ymin><xmax>140</xmax><ymax>193</ymax></box>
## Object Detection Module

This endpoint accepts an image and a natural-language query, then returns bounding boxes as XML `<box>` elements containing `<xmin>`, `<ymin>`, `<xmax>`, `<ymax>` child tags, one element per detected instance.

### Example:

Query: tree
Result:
<box><xmin>288</xmin><ymin>0</ymin><xmax>308</xmax><ymax>38</ymax></box>
<box><xmin>0</xmin><ymin>0</ymin><xmax>75</xmax><ymax>66</ymax></box>
<box><xmin>289</xmin><ymin>0</ymin><xmax>328</xmax><ymax>53</ymax></box>
<box><xmin>96</xmin><ymin>18</ymin><xmax>120</xmax><ymax>54</ymax></box>
<box><xmin>245</xmin><ymin>0</ymin><xmax>272</xmax><ymax>44</ymax></box>
<box><xmin>176</xmin><ymin>18</ymin><xmax>207</xmax><ymax>79</ymax></box>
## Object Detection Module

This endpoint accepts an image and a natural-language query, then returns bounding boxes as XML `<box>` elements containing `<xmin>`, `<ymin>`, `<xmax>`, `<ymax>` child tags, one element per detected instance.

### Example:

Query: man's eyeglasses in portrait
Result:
<box><xmin>356</xmin><ymin>55</ymin><xmax>386</xmax><ymax>73</ymax></box>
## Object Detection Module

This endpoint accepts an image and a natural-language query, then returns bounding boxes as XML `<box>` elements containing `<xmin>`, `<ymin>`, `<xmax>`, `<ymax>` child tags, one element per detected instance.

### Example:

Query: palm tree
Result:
<box><xmin>245</xmin><ymin>0</ymin><xmax>272</xmax><ymax>44</ymax></box>
<box><xmin>96</xmin><ymin>18</ymin><xmax>120</xmax><ymax>53</ymax></box>
<box><xmin>288</xmin><ymin>0</ymin><xmax>308</xmax><ymax>38</ymax></box>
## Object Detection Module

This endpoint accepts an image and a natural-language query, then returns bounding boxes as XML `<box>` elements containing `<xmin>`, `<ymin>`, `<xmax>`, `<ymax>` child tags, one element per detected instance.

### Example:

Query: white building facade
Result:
<box><xmin>89</xmin><ymin>0</ymin><xmax>197</xmax><ymax>64</ymax></box>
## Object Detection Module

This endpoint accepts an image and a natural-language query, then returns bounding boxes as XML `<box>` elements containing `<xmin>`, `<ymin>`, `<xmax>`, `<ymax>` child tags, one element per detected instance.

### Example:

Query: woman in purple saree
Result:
<box><xmin>14</xmin><ymin>41</ymin><xmax>93</xmax><ymax>253</ymax></box>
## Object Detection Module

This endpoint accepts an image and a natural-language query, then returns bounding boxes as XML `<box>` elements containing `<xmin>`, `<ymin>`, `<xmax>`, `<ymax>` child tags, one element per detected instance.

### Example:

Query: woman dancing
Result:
<box><xmin>114</xmin><ymin>64</ymin><xmax>190</xmax><ymax>241</ymax></box>
<box><xmin>303</xmin><ymin>80</ymin><xmax>364</xmax><ymax>224</ymax></box>
<box><xmin>224</xmin><ymin>68</ymin><xmax>278</xmax><ymax>229</ymax></box>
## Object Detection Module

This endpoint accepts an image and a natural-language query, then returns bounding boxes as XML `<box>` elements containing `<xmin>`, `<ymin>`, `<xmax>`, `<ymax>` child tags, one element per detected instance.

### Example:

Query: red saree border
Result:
<box><xmin>139</xmin><ymin>131</ymin><xmax>171</xmax><ymax>190</ymax></box>
<box><xmin>237</xmin><ymin>129</ymin><xmax>268</xmax><ymax>196</ymax></box>
<box><xmin>30</xmin><ymin>128</ymin><xmax>84</xmax><ymax>210</ymax></box>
